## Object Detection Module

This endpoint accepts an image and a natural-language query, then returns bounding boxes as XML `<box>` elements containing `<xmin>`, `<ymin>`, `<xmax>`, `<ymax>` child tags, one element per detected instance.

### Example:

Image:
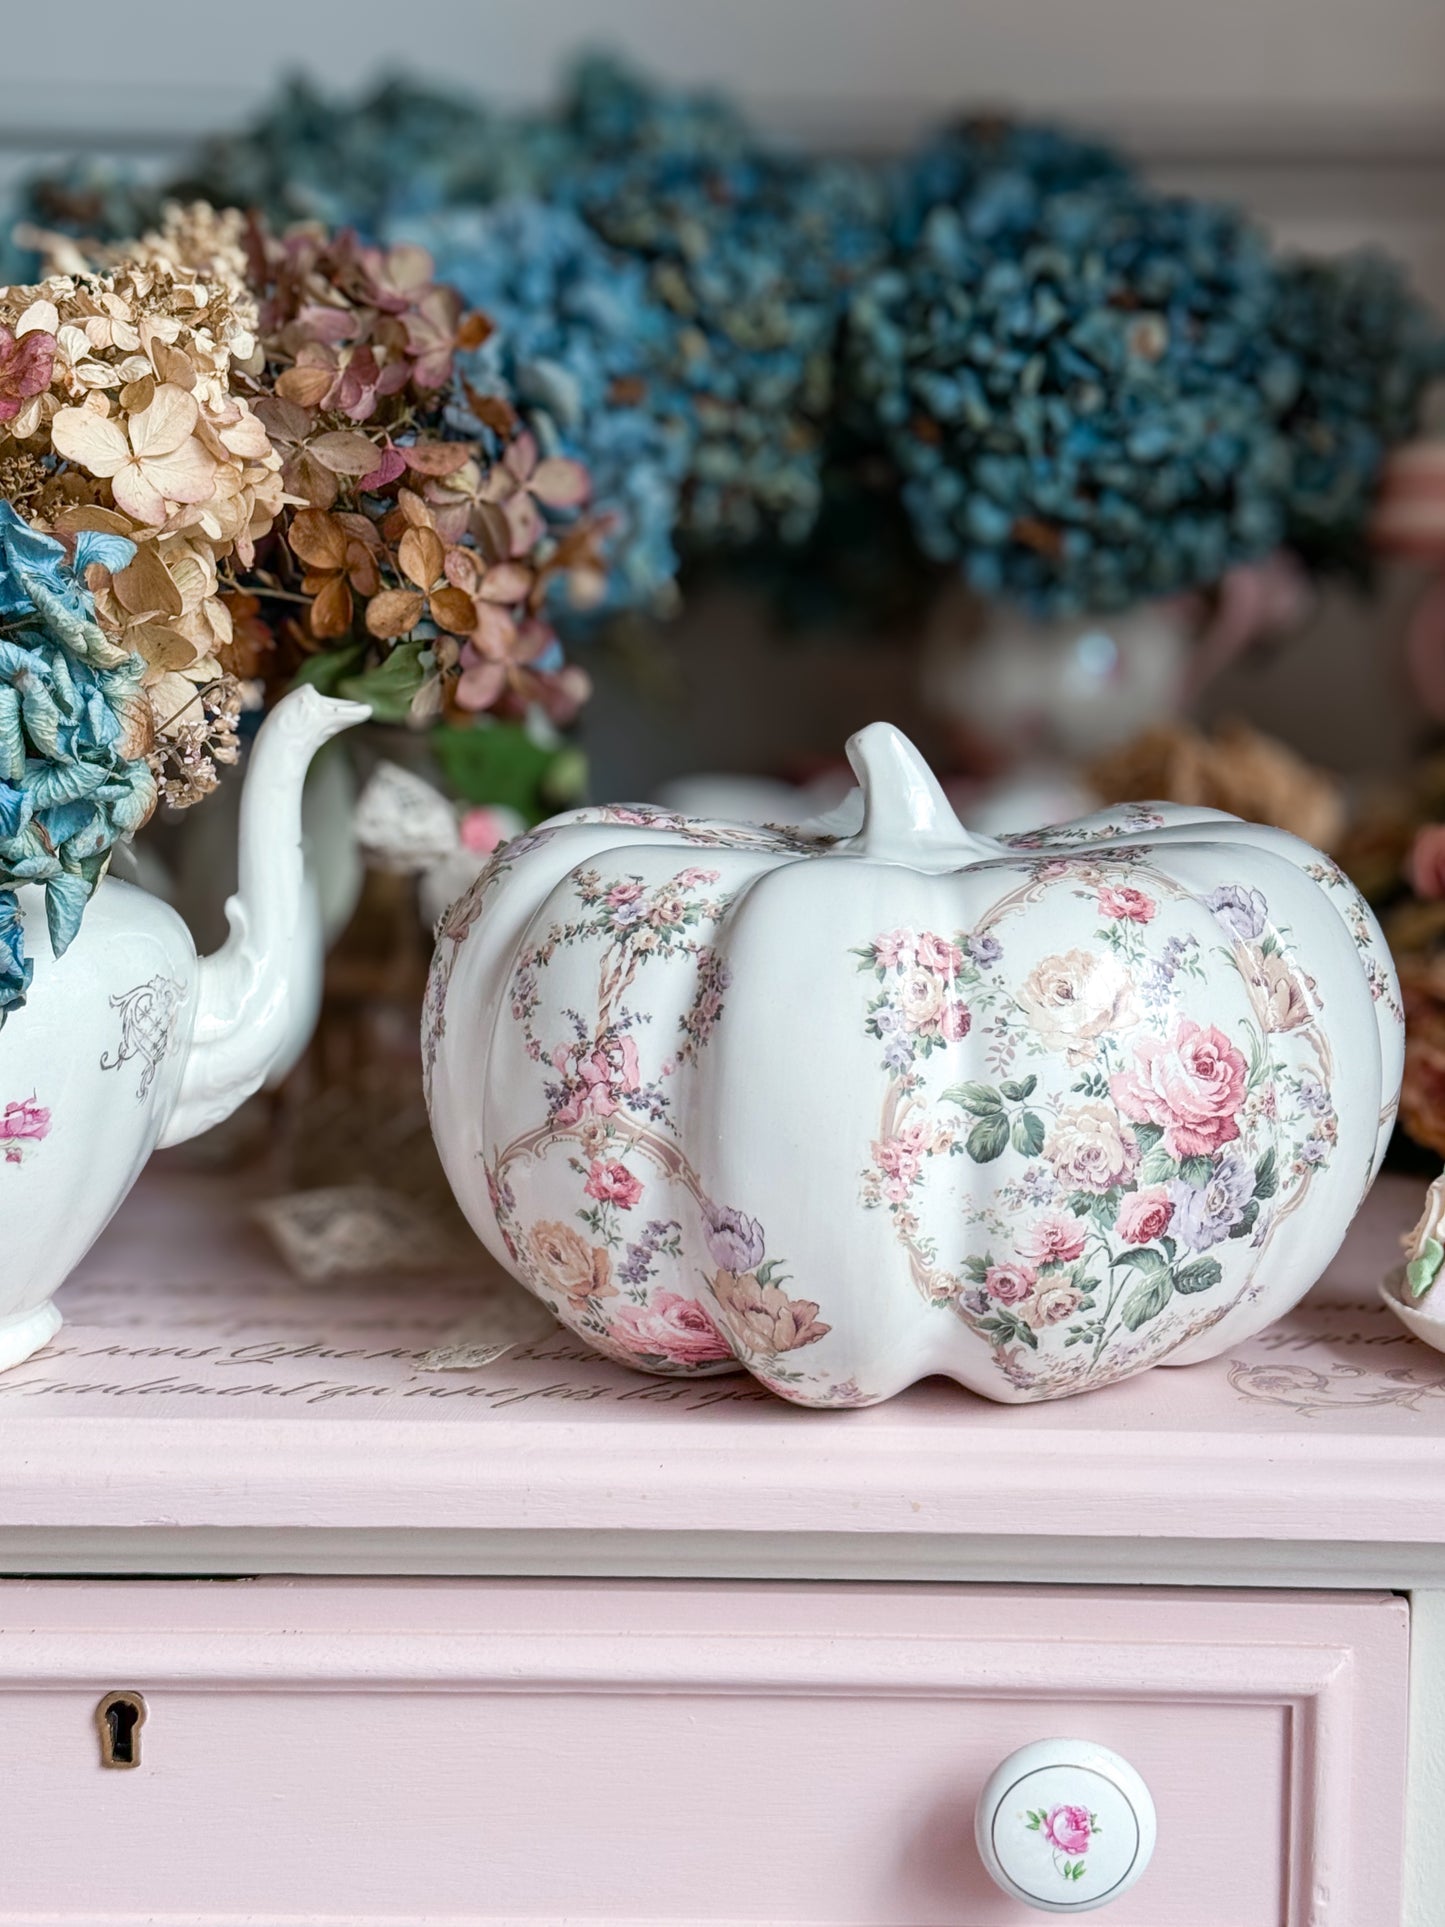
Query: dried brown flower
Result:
<box><xmin>1088</xmin><ymin>719</ymin><xmax>1346</xmax><ymax>851</ymax></box>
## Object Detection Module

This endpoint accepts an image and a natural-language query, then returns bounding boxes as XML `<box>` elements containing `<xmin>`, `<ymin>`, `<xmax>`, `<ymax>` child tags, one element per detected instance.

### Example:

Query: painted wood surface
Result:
<box><xmin>0</xmin><ymin>1579</ymin><xmax>1408</xmax><ymax>1925</ymax></box>
<box><xmin>0</xmin><ymin>1169</ymin><xmax>1436</xmax><ymax>1544</ymax></box>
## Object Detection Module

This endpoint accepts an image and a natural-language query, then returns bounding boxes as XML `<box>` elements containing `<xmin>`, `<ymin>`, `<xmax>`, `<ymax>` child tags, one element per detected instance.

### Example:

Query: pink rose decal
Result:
<box><xmin>1021</xmin><ymin>1215</ymin><xmax>1086</xmax><ymax>1266</ymax></box>
<box><xmin>1042</xmin><ymin>1804</ymin><xmax>1092</xmax><ymax>1856</ymax></box>
<box><xmin>939</xmin><ymin>999</ymin><xmax>972</xmax><ymax>1041</ymax></box>
<box><xmin>984</xmin><ymin>1260</ymin><xmax>1037</xmax><ymax>1304</ymax></box>
<box><xmin>0</xmin><ymin>1096</ymin><xmax>50</xmax><ymax>1165</ymax></box>
<box><xmin>873</xmin><ymin>1122</ymin><xmax>933</xmax><ymax>1201</ymax></box>
<box><xmin>873</xmin><ymin>930</ymin><xmax>917</xmax><ymax>970</ymax></box>
<box><xmin>1115</xmin><ymin>1185</ymin><xmax>1175</xmax><ymax>1245</ymax></box>
<box><xmin>1098</xmin><ymin>884</ymin><xmax>1156</xmax><ymax>923</ymax></box>
<box><xmin>916</xmin><ymin>930</ymin><xmax>964</xmax><ymax>978</ymax></box>
<box><xmin>1111</xmin><ymin>1018</ymin><xmax>1248</xmax><ymax>1158</ymax></box>
<box><xmin>583</xmin><ymin>1160</ymin><xmax>643</xmax><ymax>1209</ymax></box>
<box><xmin>610</xmin><ymin>1291</ymin><xmax>733</xmax><ymax>1366</ymax></box>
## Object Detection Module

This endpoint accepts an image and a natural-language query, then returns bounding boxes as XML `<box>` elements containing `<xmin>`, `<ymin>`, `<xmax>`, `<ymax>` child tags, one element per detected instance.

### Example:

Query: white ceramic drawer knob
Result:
<box><xmin>975</xmin><ymin>1738</ymin><xmax>1157</xmax><ymax>1913</ymax></box>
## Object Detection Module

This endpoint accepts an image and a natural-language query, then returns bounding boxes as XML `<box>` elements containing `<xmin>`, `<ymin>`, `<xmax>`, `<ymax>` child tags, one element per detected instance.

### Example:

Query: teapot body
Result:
<box><xmin>0</xmin><ymin>877</ymin><xmax>196</xmax><ymax>1365</ymax></box>
<box><xmin>0</xmin><ymin>687</ymin><xmax>368</xmax><ymax>1370</ymax></box>
<box><xmin>425</xmin><ymin>727</ymin><xmax>1402</xmax><ymax>1407</ymax></box>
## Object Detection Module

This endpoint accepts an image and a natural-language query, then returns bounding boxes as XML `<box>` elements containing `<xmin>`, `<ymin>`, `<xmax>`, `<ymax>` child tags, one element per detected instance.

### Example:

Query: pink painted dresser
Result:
<box><xmin>0</xmin><ymin>1171</ymin><xmax>1438</xmax><ymax>1925</ymax></box>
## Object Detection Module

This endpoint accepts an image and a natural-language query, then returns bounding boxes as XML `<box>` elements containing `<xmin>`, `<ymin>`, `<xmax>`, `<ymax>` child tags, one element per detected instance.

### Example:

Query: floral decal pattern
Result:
<box><xmin>422</xmin><ymin>807</ymin><xmax>834</xmax><ymax>1092</ymax></box>
<box><xmin>562</xmin><ymin>802</ymin><xmax>838</xmax><ymax>856</ymax></box>
<box><xmin>856</xmin><ymin>854</ymin><xmax>1337</xmax><ymax>1397</ymax></box>
<box><xmin>423</xmin><ymin>824</ymin><xmax>560</xmax><ymax>1090</ymax></box>
<box><xmin>427</xmin><ymin>797</ymin><xmax>1363</xmax><ymax>1405</ymax></box>
<box><xmin>0</xmin><ymin>1095</ymin><xmax>49</xmax><ymax>1165</ymax></box>
<box><xmin>479</xmin><ymin>859</ymin><xmax>833</xmax><ymax>1391</ymax></box>
<box><xmin>1303</xmin><ymin>855</ymin><xmax>1404</xmax><ymax>1026</ymax></box>
<box><xmin>99</xmin><ymin>974</ymin><xmax>184</xmax><ymax>1101</ymax></box>
<box><xmin>1025</xmin><ymin>1802</ymin><xmax>1100</xmax><ymax>1886</ymax></box>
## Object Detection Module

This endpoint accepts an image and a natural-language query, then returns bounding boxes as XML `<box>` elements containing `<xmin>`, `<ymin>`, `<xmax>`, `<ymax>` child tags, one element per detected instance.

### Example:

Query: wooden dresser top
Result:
<box><xmin>0</xmin><ymin>1167</ymin><xmax>1437</xmax><ymax>1554</ymax></box>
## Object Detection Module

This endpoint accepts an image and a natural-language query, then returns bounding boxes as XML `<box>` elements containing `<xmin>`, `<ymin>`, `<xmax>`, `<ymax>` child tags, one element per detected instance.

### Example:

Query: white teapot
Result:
<box><xmin>0</xmin><ymin>687</ymin><xmax>368</xmax><ymax>1369</ymax></box>
<box><xmin>424</xmin><ymin>722</ymin><xmax>1402</xmax><ymax>1406</ymax></box>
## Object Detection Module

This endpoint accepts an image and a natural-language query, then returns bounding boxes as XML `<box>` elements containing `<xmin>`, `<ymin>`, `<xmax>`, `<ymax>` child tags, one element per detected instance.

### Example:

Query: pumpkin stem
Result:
<box><xmin>844</xmin><ymin>721</ymin><xmax>1000</xmax><ymax>867</ymax></box>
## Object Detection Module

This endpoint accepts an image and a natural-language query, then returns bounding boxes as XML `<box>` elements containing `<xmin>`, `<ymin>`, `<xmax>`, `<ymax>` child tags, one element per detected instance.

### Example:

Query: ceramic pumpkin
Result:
<box><xmin>424</xmin><ymin>723</ymin><xmax>1402</xmax><ymax>1406</ymax></box>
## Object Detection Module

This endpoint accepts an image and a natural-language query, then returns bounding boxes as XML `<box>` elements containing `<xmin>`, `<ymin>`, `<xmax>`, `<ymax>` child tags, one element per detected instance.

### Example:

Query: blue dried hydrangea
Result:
<box><xmin>891</xmin><ymin>117</ymin><xmax>1135</xmax><ymax>248</ymax></box>
<box><xmin>546</xmin><ymin>57</ymin><xmax>893</xmax><ymax>548</ymax></box>
<box><xmin>0</xmin><ymin>158</ymin><xmax>160</xmax><ymax>283</ymax></box>
<box><xmin>175</xmin><ymin>75</ymin><xmax>560</xmax><ymax>235</ymax></box>
<box><xmin>392</xmin><ymin>199</ymin><xmax>694</xmax><ymax>615</ymax></box>
<box><xmin>847</xmin><ymin>170</ymin><xmax>1398</xmax><ymax>613</ymax></box>
<box><xmin>1272</xmin><ymin>250</ymin><xmax>1442</xmax><ymax>564</ymax></box>
<box><xmin>0</xmin><ymin>505</ymin><xmax>154</xmax><ymax>1020</ymax></box>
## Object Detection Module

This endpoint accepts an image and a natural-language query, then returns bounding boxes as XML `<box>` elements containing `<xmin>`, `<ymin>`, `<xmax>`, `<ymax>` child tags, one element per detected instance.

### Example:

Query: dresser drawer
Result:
<box><xmin>0</xmin><ymin>1579</ymin><xmax>1406</xmax><ymax>1925</ymax></box>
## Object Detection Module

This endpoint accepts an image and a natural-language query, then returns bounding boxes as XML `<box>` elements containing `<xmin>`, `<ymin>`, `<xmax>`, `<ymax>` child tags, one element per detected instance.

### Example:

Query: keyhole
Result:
<box><xmin>96</xmin><ymin>1691</ymin><xmax>146</xmax><ymax>1770</ymax></box>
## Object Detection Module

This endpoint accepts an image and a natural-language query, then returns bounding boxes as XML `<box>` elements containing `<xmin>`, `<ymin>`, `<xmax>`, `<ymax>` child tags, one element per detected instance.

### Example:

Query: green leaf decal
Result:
<box><xmin>1131</xmin><ymin>1121</ymin><xmax>1165</xmax><ymax>1151</ymax></box>
<box><xmin>1011</xmin><ymin>1110</ymin><xmax>1046</xmax><ymax>1158</ymax></box>
<box><xmin>1138</xmin><ymin>1145</ymin><xmax>1178</xmax><ymax>1186</ymax></box>
<box><xmin>1407</xmin><ymin>1237</ymin><xmax>1445</xmax><ymax>1300</ymax></box>
<box><xmin>1228</xmin><ymin>1200</ymin><xmax>1260</xmax><ymax>1240</ymax></box>
<box><xmin>1114</xmin><ymin>1245</ymin><xmax>1170</xmax><ymax>1279</ymax></box>
<box><xmin>1120</xmin><ymin>1269</ymin><xmax>1174</xmax><ymax>1330</ymax></box>
<box><xmin>966</xmin><ymin>1112</ymin><xmax>1011</xmax><ymax>1162</ymax></box>
<box><xmin>1174</xmin><ymin>1257</ymin><xmax>1223</xmax><ymax>1294</ymax></box>
<box><xmin>1254</xmin><ymin>1148</ymin><xmax>1278</xmax><ymax>1201</ymax></box>
<box><xmin>1000</xmin><ymin>1075</ymin><xmax>1038</xmax><ymax>1102</ymax></box>
<box><xmin>943</xmin><ymin>1082</ymin><xmax>1004</xmax><ymax>1116</ymax></box>
<box><xmin>1178</xmin><ymin>1154</ymin><xmax>1215</xmax><ymax>1188</ymax></box>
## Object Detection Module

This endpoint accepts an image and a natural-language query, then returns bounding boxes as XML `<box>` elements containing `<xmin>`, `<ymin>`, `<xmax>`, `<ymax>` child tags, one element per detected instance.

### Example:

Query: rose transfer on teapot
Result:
<box><xmin>424</xmin><ymin>723</ymin><xmax>1402</xmax><ymax>1405</ymax></box>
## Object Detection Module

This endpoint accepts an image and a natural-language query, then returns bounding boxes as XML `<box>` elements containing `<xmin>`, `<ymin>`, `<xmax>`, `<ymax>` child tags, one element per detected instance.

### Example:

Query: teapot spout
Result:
<box><xmin>160</xmin><ymin>686</ymin><xmax>369</xmax><ymax>1148</ymax></box>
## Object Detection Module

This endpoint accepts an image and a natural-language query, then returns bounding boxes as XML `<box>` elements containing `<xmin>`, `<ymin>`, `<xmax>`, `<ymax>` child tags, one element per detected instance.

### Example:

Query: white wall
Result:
<box><xmin>7</xmin><ymin>0</ymin><xmax>1445</xmax><ymax>143</ymax></box>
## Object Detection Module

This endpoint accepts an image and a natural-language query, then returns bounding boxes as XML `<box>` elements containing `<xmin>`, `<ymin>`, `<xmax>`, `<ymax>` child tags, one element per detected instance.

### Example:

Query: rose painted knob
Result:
<box><xmin>974</xmin><ymin>1738</ymin><xmax>1156</xmax><ymax>1913</ymax></box>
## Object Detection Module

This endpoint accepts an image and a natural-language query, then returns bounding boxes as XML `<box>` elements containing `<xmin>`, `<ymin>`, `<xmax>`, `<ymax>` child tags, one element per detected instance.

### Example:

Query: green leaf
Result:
<box><xmin>1179</xmin><ymin>1154</ymin><xmax>1215</xmax><ymax>1188</ymax></box>
<box><xmin>962</xmin><ymin>1256</ymin><xmax>990</xmax><ymax>1284</ymax></box>
<box><xmin>1254</xmin><ymin>1148</ymin><xmax>1278</xmax><ymax>1201</ymax></box>
<box><xmin>1174</xmin><ymin>1257</ymin><xmax>1223</xmax><ymax>1295</ymax></box>
<box><xmin>1120</xmin><ymin>1269</ymin><xmax>1174</xmax><ymax>1330</ymax></box>
<box><xmin>433</xmin><ymin>720</ymin><xmax>574</xmax><ymax>820</ymax></box>
<box><xmin>1011</xmin><ymin>1110</ymin><xmax>1046</xmax><ymax>1158</ymax></box>
<box><xmin>943</xmin><ymin>1082</ymin><xmax>1004</xmax><ymax>1116</ymax></box>
<box><xmin>966</xmin><ymin>1112</ymin><xmax>1011</xmax><ymax>1163</ymax></box>
<box><xmin>1138</xmin><ymin>1145</ymin><xmax>1178</xmax><ymax>1186</ymax></box>
<box><xmin>293</xmin><ymin>643</ymin><xmax>365</xmax><ymax>697</ymax></box>
<box><xmin>337</xmin><ymin>642</ymin><xmax>426</xmax><ymax>724</ymax></box>
<box><xmin>1000</xmin><ymin>1075</ymin><xmax>1037</xmax><ymax>1102</ymax></box>
<box><xmin>1131</xmin><ymin>1121</ymin><xmax>1165</xmax><ymax>1151</ymax></box>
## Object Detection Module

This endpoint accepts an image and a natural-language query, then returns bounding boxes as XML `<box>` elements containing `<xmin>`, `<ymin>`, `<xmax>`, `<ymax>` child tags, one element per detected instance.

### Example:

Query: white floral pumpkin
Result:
<box><xmin>423</xmin><ymin>724</ymin><xmax>1402</xmax><ymax>1405</ymax></box>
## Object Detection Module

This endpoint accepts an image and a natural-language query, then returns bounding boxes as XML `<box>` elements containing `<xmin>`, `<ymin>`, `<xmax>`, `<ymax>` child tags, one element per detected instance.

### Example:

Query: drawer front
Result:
<box><xmin>0</xmin><ymin>1580</ymin><xmax>1407</xmax><ymax>1925</ymax></box>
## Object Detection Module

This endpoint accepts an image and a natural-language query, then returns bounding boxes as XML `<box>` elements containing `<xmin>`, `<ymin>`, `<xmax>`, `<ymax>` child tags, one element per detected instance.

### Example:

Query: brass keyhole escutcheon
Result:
<box><xmin>96</xmin><ymin>1691</ymin><xmax>147</xmax><ymax>1770</ymax></box>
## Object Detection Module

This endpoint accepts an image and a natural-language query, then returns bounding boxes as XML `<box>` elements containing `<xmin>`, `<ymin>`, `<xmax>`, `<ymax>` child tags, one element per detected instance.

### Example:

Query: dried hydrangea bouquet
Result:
<box><xmin>3</xmin><ymin>53</ymin><xmax>1438</xmax><ymax>1021</ymax></box>
<box><xmin>0</xmin><ymin>201</ymin><xmax>611</xmax><ymax>1018</ymax></box>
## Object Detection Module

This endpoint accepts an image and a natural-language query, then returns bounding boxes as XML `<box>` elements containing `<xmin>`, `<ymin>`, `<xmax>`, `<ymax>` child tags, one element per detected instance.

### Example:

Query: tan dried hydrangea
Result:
<box><xmin>0</xmin><ymin>211</ymin><xmax>284</xmax><ymax>791</ymax></box>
